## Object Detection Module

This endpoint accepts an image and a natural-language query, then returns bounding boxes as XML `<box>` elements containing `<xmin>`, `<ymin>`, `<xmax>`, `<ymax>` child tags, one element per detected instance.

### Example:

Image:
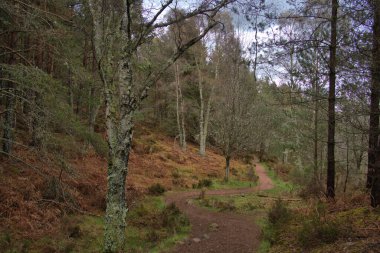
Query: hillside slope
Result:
<box><xmin>0</xmin><ymin>125</ymin><xmax>250</xmax><ymax>244</ymax></box>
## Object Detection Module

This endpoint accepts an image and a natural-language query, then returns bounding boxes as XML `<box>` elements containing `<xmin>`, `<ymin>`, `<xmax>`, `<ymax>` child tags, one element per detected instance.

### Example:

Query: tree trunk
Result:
<box><xmin>197</xmin><ymin>60</ymin><xmax>206</xmax><ymax>156</ymax></box>
<box><xmin>253</xmin><ymin>14</ymin><xmax>259</xmax><ymax>82</ymax></box>
<box><xmin>259</xmin><ymin>142</ymin><xmax>265</xmax><ymax>162</ymax></box>
<box><xmin>313</xmin><ymin>50</ymin><xmax>320</xmax><ymax>183</ymax></box>
<box><xmin>103</xmin><ymin>66</ymin><xmax>134</xmax><ymax>253</ymax></box>
<box><xmin>2</xmin><ymin>32</ymin><xmax>16</xmax><ymax>155</ymax></box>
<box><xmin>225</xmin><ymin>156</ymin><xmax>231</xmax><ymax>181</ymax></box>
<box><xmin>88</xmin><ymin>87</ymin><xmax>100</xmax><ymax>133</ymax></box>
<box><xmin>327</xmin><ymin>0</ymin><xmax>338</xmax><ymax>198</ymax></box>
<box><xmin>344</xmin><ymin>130</ymin><xmax>349</xmax><ymax>193</ymax></box>
<box><xmin>175</xmin><ymin>63</ymin><xmax>186</xmax><ymax>150</ymax></box>
<box><xmin>2</xmin><ymin>86</ymin><xmax>15</xmax><ymax>154</ymax></box>
<box><xmin>103</xmin><ymin>129</ymin><xmax>131</xmax><ymax>253</ymax></box>
<box><xmin>199</xmin><ymin>58</ymin><xmax>217</xmax><ymax>156</ymax></box>
<box><xmin>180</xmin><ymin>89</ymin><xmax>186</xmax><ymax>150</ymax></box>
<box><xmin>369</xmin><ymin>0</ymin><xmax>380</xmax><ymax>207</ymax></box>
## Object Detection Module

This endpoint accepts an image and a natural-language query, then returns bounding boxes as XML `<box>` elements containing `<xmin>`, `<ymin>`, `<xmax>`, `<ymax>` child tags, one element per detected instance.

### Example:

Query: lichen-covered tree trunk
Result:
<box><xmin>197</xmin><ymin>60</ymin><xmax>216</xmax><ymax>156</ymax></box>
<box><xmin>103</xmin><ymin>121</ymin><xmax>132</xmax><ymax>252</ymax></box>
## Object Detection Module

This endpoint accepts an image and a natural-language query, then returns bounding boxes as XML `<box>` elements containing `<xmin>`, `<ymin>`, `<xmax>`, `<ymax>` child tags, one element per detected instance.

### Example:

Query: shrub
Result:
<box><xmin>193</xmin><ymin>179</ymin><xmax>213</xmax><ymax>189</ymax></box>
<box><xmin>243</xmin><ymin>154</ymin><xmax>253</xmax><ymax>164</ymax></box>
<box><xmin>268</xmin><ymin>199</ymin><xmax>290</xmax><ymax>225</ymax></box>
<box><xmin>243</xmin><ymin>202</ymin><xmax>256</xmax><ymax>211</ymax></box>
<box><xmin>161</xmin><ymin>203</ymin><xmax>189</xmax><ymax>233</ymax></box>
<box><xmin>247</xmin><ymin>166</ymin><xmax>259</xmax><ymax>182</ymax></box>
<box><xmin>147</xmin><ymin>183</ymin><xmax>166</xmax><ymax>196</ymax></box>
<box><xmin>145</xmin><ymin>230</ymin><xmax>164</xmax><ymax>242</ymax></box>
<box><xmin>199</xmin><ymin>188</ymin><xmax>206</xmax><ymax>200</ymax></box>
<box><xmin>299</xmin><ymin>179</ymin><xmax>324</xmax><ymax>199</ymax></box>
<box><xmin>231</xmin><ymin>168</ymin><xmax>238</xmax><ymax>176</ymax></box>
<box><xmin>172</xmin><ymin>178</ymin><xmax>186</xmax><ymax>187</ymax></box>
<box><xmin>261</xmin><ymin>200</ymin><xmax>291</xmax><ymax>245</ymax></box>
<box><xmin>216</xmin><ymin>199</ymin><xmax>236</xmax><ymax>211</ymax></box>
<box><xmin>274</xmin><ymin>162</ymin><xmax>293</xmax><ymax>174</ymax></box>
<box><xmin>298</xmin><ymin>219</ymin><xmax>339</xmax><ymax>248</ymax></box>
<box><xmin>206</xmin><ymin>172</ymin><xmax>218</xmax><ymax>178</ymax></box>
<box><xmin>171</xmin><ymin>169</ymin><xmax>181</xmax><ymax>179</ymax></box>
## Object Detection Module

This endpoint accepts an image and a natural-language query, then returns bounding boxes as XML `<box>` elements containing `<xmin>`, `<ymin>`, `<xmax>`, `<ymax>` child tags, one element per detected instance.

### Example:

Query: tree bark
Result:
<box><xmin>175</xmin><ymin>63</ymin><xmax>186</xmax><ymax>150</ymax></box>
<box><xmin>2</xmin><ymin>32</ymin><xmax>16</xmax><ymax>155</ymax></box>
<box><xmin>313</xmin><ymin>50</ymin><xmax>320</xmax><ymax>183</ymax></box>
<box><xmin>225</xmin><ymin>156</ymin><xmax>231</xmax><ymax>181</ymax></box>
<box><xmin>2</xmin><ymin>87</ymin><xmax>15</xmax><ymax>154</ymax></box>
<box><xmin>197</xmin><ymin>60</ymin><xmax>205</xmax><ymax>156</ymax></box>
<box><xmin>369</xmin><ymin>0</ymin><xmax>380</xmax><ymax>207</ymax></box>
<box><xmin>326</xmin><ymin>0</ymin><xmax>338</xmax><ymax>198</ymax></box>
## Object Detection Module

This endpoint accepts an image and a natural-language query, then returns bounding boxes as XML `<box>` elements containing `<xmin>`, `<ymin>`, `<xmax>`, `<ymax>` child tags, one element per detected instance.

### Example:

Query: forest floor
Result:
<box><xmin>166</xmin><ymin>163</ymin><xmax>273</xmax><ymax>253</ymax></box>
<box><xmin>2</xmin><ymin>124</ymin><xmax>378</xmax><ymax>253</ymax></box>
<box><xmin>0</xmin><ymin>125</ymin><xmax>261</xmax><ymax>252</ymax></box>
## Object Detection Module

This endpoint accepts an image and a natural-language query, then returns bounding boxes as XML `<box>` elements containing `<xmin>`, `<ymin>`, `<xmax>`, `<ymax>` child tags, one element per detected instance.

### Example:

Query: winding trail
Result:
<box><xmin>165</xmin><ymin>163</ymin><xmax>274</xmax><ymax>253</ymax></box>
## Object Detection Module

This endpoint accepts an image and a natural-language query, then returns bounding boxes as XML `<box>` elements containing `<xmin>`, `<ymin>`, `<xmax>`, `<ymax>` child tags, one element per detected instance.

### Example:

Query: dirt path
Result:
<box><xmin>165</xmin><ymin>163</ymin><xmax>274</xmax><ymax>253</ymax></box>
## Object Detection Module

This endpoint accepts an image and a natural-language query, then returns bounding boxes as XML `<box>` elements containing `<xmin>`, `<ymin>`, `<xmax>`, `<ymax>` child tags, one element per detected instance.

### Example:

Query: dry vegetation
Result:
<box><xmin>0</xmin><ymin>125</ymin><xmax>251</xmax><ymax>251</ymax></box>
<box><xmin>259</xmin><ymin>164</ymin><xmax>380</xmax><ymax>253</ymax></box>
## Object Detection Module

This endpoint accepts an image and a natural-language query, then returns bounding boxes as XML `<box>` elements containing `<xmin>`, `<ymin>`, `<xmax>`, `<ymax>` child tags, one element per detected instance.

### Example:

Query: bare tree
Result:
<box><xmin>87</xmin><ymin>0</ymin><xmax>234</xmax><ymax>251</ymax></box>
<box><xmin>211</xmin><ymin>31</ymin><xmax>256</xmax><ymax>181</ymax></box>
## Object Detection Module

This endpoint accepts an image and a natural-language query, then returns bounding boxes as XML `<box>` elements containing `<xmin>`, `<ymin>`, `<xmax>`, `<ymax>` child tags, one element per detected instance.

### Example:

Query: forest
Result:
<box><xmin>0</xmin><ymin>0</ymin><xmax>379</xmax><ymax>252</ymax></box>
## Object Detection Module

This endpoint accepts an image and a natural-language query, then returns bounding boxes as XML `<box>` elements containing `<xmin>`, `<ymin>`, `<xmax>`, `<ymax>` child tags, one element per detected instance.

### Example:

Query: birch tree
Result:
<box><xmin>86</xmin><ymin>0</ymin><xmax>234</xmax><ymax>251</ymax></box>
<box><xmin>212</xmin><ymin>30</ymin><xmax>256</xmax><ymax>181</ymax></box>
<box><xmin>195</xmin><ymin>29</ymin><xmax>215</xmax><ymax>156</ymax></box>
<box><xmin>196</xmin><ymin>56</ymin><xmax>215</xmax><ymax>156</ymax></box>
<box><xmin>174</xmin><ymin>62</ymin><xmax>186</xmax><ymax>150</ymax></box>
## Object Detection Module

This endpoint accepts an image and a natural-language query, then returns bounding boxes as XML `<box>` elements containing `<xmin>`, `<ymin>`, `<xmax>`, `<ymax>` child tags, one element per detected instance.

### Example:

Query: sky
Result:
<box><xmin>230</xmin><ymin>0</ymin><xmax>290</xmax><ymax>82</ymax></box>
<box><xmin>142</xmin><ymin>0</ymin><xmax>291</xmax><ymax>82</ymax></box>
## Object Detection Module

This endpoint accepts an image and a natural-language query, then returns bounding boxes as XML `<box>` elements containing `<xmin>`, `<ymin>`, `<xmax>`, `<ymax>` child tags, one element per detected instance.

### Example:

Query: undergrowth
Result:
<box><xmin>1</xmin><ymin>196</ymin><xmax>189</xmax><ymax>253</ymax></box>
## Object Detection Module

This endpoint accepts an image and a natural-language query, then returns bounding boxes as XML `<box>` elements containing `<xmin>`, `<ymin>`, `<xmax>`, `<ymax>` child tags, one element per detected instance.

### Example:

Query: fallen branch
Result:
<box><xmin>255</xmin><ymin>194</ymin><xmax>302</xmax><ymax>201</ymax></box>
